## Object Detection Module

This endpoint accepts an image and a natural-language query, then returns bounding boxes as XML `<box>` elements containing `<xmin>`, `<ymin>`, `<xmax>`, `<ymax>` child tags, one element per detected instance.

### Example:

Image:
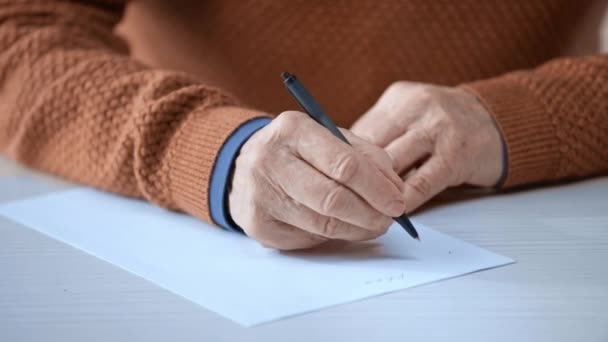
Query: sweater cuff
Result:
<box><xmin>165</xmin><ymin>105</ymin><xmax>271</xmax><ymax>223</ymax></box>
<box><xmin>209</xmin><ymin>117</ymin><xmax>271</xmax><ymax>232</ymax></box>
<box><xmin>460</xmin><ymin>75</ymin><xmax>561</xmax><ymax>188</ymax></box>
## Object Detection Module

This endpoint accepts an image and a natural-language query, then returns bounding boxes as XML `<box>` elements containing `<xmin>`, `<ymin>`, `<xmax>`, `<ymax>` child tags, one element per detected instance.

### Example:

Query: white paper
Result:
<box><xmin>0</xmin><ymin>188</ymin><xmax>513</xmax><ymax>326</ymax></box>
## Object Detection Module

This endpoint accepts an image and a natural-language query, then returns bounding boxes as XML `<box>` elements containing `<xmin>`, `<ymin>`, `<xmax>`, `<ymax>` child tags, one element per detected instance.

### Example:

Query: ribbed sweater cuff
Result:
<box><xmin>166</xmin><ymin>105</ymin><xmax>271</xmax><ymax>222</ymax></box>
<box><xmin>461</xmin><ymin>76</ymin><xmax>561</xmax><ymax>188</ymax></box>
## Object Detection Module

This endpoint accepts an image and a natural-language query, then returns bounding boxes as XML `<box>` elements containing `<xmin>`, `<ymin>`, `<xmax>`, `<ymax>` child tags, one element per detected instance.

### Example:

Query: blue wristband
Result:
<box><xmin>209</xmin><ymin>117</ymin><xmax>271</xmax><ymax>232</ymax></box>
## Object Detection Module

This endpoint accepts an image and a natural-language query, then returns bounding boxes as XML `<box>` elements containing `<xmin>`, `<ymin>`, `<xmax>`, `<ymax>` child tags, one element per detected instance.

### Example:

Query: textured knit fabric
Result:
<box><xmin>1</xmin><ymin>1</ymin><xmax>607</xmax><ymax>225</ymax></box>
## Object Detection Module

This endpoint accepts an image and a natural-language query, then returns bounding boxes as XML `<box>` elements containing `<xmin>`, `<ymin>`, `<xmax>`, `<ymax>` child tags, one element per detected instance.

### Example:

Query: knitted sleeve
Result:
<box><xmin>0</xmin><ymin>0</ymin><xmax>269</xmax><ymax>222</ymax></box>
<box><xmin>463</xmin><ymin>54</ymin><xmax>608</xmax><ymax>187</ymax></box>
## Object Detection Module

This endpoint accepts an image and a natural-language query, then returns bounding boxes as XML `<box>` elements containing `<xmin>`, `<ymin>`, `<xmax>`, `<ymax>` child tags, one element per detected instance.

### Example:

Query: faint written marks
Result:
<box><xmin>364</xmin><ymin>273</ymin><xmax>406</xmax><ymax>285</ymax></box>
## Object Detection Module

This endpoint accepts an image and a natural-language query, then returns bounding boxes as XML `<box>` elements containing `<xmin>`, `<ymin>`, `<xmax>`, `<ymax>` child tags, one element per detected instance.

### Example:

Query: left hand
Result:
<box><xmin>351</xmin><ymin>82</ymin><xmax>504</xmax><ymax>212</ymax></box>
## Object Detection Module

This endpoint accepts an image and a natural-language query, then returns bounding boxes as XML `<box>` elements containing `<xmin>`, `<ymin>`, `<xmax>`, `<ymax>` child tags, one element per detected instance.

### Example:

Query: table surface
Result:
<box><xmin>0</xmin><ymin>156</ymin><xmax>607</xmax><ymax>342</ymax></box>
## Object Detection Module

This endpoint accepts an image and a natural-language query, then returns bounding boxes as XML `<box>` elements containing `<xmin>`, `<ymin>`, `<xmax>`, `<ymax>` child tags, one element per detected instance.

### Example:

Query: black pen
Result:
<box><xmin>281</xmin><ymin>72</ymin><xmax>420</xmax><ymax>241</ymax></box>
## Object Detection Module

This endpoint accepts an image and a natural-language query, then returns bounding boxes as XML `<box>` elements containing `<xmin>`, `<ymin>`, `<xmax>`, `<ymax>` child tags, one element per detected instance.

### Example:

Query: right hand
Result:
<box><xmin>229</xmin><ymin>111</ymin><xmax>406</xmax><ymax>250</ymax></box>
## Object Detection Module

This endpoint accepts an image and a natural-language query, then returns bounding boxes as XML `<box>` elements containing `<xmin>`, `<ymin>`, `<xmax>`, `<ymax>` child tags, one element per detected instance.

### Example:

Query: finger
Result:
<box><xmin>340</xmin><ymin>129</ymin><xmax>404</xmax><ymax>192</ymax></box>
<box><xmin>276</xmin><ymin>156</ymin><xmax>395</xmax><ymax>235</ymax></box>
<box><xmin>276</xmin><ymin>197</ymin><xmax>389</xmax><ymax>241</ymax></box>
<box><xmin>402</xmin><ymin>156</ymin><xmax>453</xmax><ymax>213</ymax></box>
<box><xmin>351</xmin><ymin>106</ymin><xmax>405</xmax><ymax>147</ymax></box>
<box><xmin>249</xmin><ymin>219</ymin><xmax>328</xmax><ymax>251</ymax></box>
<box><xmin>350</xmin><ymin>82</ymin><xmax>426</xmax><ymax>147</ymax></box>
<box><xmin>294</xmin><ymin>121</ymin><xmax>405</xmax><ymax>217</ymax></box>
<box><xmin>384</xmin><ymin>127</ymin><xmax>435</xmax><ymax>174</ymax></box>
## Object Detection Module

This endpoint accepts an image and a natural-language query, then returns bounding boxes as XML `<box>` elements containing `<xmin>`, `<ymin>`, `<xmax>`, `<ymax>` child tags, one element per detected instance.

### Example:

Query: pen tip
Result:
<box><xmin>415</xmin><ymin>236</ymin><xmax>421</xmax><ymax>241</ymax></box>
<box><xmin>281</xmin><ymin>71</ymin><xmax>292</xmax><ymax>80</ymax></box>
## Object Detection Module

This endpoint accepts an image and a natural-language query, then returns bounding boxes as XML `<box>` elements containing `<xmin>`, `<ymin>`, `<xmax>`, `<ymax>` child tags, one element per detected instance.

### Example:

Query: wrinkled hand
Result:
<box><xmin>230</xmin><ymin>111</ymin><xmax>406</xmax><ymax>250</ymax></box>
<box><xmin>352</xmin><ymin>82</ymin><xmax>504</xmax><ymax>212</ymax></box>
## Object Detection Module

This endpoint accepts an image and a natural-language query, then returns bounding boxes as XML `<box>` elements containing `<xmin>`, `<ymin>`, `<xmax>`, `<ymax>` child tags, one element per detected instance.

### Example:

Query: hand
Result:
<box><xmin>229</xmin><ymin>111</ymin><xmax>406</xmax><ymax>250</ymax></box>
<box><xmin>351</xmin><ymin>82</ymin><xmax>504</xmax><ymax>212</ymax></box>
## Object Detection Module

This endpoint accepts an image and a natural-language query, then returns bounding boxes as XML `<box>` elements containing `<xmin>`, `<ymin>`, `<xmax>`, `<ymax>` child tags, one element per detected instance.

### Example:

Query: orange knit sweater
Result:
<box><xmin>1</xmin><ymin>1</ymin><xmax>606</xmax><ymax>224</ymax></box>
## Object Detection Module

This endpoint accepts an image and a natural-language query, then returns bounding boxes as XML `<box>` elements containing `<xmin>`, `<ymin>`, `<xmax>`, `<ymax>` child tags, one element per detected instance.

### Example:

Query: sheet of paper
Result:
<box><xmin>0</xmin><ymin>188</ymin><xmax>513</xmax><ymax>326</ymax></box>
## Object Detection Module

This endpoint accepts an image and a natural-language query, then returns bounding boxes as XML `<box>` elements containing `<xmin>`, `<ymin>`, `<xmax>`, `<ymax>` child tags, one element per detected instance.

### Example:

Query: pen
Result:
<box><xmin>281</xmin><ymin>72</ymin><xmax>420</xmax><ymax>241</ymax></box>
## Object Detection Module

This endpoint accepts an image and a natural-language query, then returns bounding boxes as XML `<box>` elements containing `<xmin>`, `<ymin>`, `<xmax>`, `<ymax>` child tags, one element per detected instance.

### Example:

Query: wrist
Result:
<box><xmin>457</xmin><ymin>87</ymin><xmax>507</xmax><ymax>188</ymax></box>
<box><xmin>209</xmin><ymin>116</ymin><xmax>272</xmax><ymax>232</ymax></box>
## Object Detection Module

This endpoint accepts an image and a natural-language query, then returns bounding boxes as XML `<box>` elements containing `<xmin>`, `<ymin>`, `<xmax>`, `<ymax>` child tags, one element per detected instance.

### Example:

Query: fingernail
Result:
<box><xmin>388</xmin><ymin>200</ymin><xmax>405</xmax><ymax>216</ymax></box>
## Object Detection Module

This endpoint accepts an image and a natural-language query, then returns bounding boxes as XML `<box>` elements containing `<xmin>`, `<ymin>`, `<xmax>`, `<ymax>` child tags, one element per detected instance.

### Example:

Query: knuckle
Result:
<box><xmin>275</xmin><ymin>111</ymin><xmax>304</xmax><ymax>131</ymax></box>
<box><xmin>267</xmin><ymin>111</ymin><xmax>310</xmax><ymax>146</ymax></box>
<box><xmin>412</xmin><ymin>87</ymin><xmax>436</xmax><ymax>111</ymax></box>
<box><xmin>428</xmin><ymin>107</ymin><xmax>453</xmax><ymax>130</ymax></box>
<box><xmin>332</xmin><ymin>152</ymin><xmax>359</xmax><ymax>183</ymax></box>
<box><xmin>409</xmin><ymin>175</ymin><xmax>433</xmax><ymax>198</ymax></box>
<box><xmin>387</xmin><ymin>81</ymin><xmax>410</xmax><ymax>94</ymax></box>
<box><xmin>320</xmin><ymin>186</ymin><xmax>347</xmax><ymax>214</ymax></box>
<box><xmin>417</xmin><ymin>86</ymin><xmax>435</xmax><ymax>100</ymax></box>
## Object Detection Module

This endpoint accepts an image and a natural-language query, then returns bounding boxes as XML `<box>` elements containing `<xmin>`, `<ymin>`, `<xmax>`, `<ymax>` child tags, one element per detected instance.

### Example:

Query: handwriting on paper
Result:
<box><xmin>365</xmin><ymin>273</ymin><xmax>406</xmax><ymax>285</ymax></box>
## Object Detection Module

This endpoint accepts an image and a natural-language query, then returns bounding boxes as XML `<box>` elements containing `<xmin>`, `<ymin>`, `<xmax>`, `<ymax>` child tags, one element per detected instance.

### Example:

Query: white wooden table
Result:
<box><xmin>0</xmin><ymin>156</ymin><xmax>606</xmax><ymax>342</ymax></box>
